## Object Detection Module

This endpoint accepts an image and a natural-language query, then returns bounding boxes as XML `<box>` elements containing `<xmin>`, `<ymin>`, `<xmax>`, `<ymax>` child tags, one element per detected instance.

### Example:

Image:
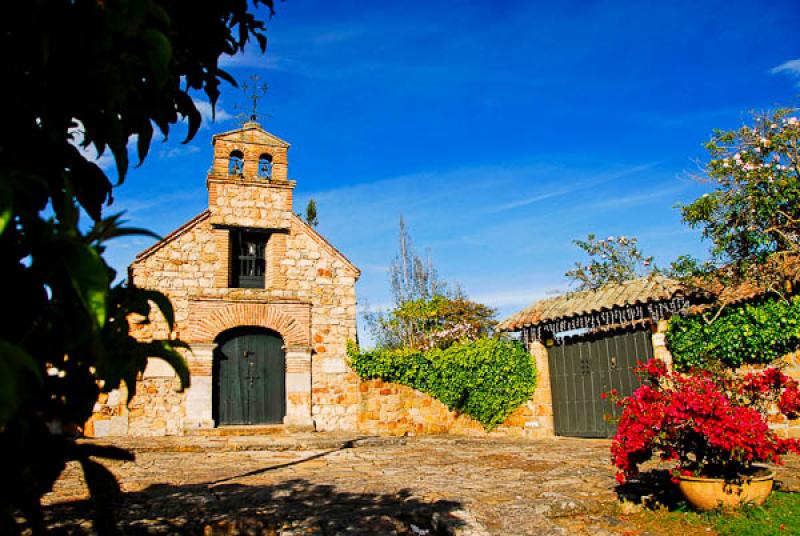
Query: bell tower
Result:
<box><xmin>207</xmin><ymin>121</ymin><xmax>294</xmax><ymax>230</ymax></box>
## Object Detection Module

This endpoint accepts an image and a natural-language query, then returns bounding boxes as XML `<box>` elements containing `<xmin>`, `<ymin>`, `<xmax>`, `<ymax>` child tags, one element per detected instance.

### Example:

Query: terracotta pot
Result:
<box><xmin>679</xmin><ymin>469</ymin><xmax>775</xmax><ymax>511</ymax></box>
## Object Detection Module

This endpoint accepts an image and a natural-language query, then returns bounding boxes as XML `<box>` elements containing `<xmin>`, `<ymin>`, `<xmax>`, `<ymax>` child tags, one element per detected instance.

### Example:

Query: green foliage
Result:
<box><xmin>305</xmin><ymin>199</ymin><xmax>319</xmax><ymax>227</ymax></box>
<box><xmin>677</xmin><ymin>110</ymin><xmax>800</xmax><ymax>297</ymax></box>
<box><xmin>0</xmin><ymin>0</ymin><xmax>273</xmax><ymax>531</ymax></box>
<box><xmin>566</xmin><ymin>233</ymin><xmax>655</xmax><ymax>291</ymax></box>
<box><xmin>664</xmin><ymin>254</ymin><xmax>709</xmax><ymax>280</ymax></box>
<box><xmin>371</xmin><ymin>295</ymin><xmax>497</xmax><ymax>351</ymax></box>
<box><xmin>348</xmin><ymin>338</ymin><xmax>536</xmax><ymax>430</ymax></box>
<box><xmin>666</xmin><ymin>295</ymin><xmax>800</xmax><ymax>370</ymax></box>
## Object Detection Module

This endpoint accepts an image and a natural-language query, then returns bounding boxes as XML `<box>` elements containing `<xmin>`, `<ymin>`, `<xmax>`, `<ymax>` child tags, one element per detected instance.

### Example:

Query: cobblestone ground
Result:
<box><xmin>40</xmin><ymin>435</ymin><xmax>800</xmax><ymax>535</ymax></box>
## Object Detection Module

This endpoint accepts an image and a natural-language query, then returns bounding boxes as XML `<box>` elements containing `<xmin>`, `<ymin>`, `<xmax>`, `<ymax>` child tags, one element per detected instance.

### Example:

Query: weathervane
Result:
<box><xmin>239</xmin><ymin>74</ymin><xmax>268</xmax><ymax>122</ymax></box>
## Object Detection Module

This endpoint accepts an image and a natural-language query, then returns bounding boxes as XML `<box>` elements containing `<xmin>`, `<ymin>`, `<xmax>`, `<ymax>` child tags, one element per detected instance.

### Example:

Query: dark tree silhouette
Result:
<box><xmin>0</xmin><ymin>1</ymin><xmax>275</xmax><ymax>532</ymax></box>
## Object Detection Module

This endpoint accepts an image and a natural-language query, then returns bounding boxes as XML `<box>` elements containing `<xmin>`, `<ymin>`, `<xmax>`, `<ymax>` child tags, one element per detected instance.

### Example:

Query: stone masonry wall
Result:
<box><xmin>356</xmin><ymin>379</ymin><xmax>554</xmax><ymax>439</ymax></box>
<box><xmin>207</xmin><ymin>178</ymin><xmax>293</xmax><ymax>229</ymax></box>
<box><xmin>284</xmin><ymin>217</ymin><xmax>359</xmax><ymax>431</ymax></box>
<box><xmin>88</xmin><ymin>214</ymin><xmax>358</xmax><ymax>436</ymax></box>
<box><xmin>127</xmin><ymin>378</ymin><xmax>185</xmax><ymax>437</ymax></box>
<box><xmin>85</xmin><ymin>376</ymin><xmax>184</xmax><ymax>438</ymax></box>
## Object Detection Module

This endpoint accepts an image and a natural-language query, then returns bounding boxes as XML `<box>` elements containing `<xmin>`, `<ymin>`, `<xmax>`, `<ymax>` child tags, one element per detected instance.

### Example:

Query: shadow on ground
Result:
<box><xmin>44</xmin><ymin>477</ymin><xmax>463</xmax><ymax>535</ymax></box>
<box><xmin>615</xmin><ymin>469</ymin><xmax>686</xmax><ymax>510</ymax></box>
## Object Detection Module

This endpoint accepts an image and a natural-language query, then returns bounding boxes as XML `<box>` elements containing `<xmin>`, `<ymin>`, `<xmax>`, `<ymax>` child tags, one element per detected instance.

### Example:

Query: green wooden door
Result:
<box><xmin>215</xmin><ymin>327</ymin><xmax>286</xmax><ymax>425</ymax></box>
<box><xmin>548</xmin><ymin>329</ymin><xmax>652</xmax><ymax>438</ymax></box>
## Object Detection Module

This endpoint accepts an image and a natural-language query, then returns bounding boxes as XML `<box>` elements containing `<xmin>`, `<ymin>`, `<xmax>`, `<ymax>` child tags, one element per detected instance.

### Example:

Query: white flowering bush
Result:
<box><xmin>565</xmin><ymin>233</ymin><xmax>655</xmax><ymax>291</ymax></box>
<box><xmin>678</xmin><ymin>109</ymin><xmax>800</xmax><ymax>295</ymax></box>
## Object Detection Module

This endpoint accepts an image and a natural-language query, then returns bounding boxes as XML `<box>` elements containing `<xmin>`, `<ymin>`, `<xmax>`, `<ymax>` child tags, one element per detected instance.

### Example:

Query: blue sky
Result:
<box><xmin>102</xmin><ymin>0</ymin><xmax>800</xmax><ymax>343</ymax></box>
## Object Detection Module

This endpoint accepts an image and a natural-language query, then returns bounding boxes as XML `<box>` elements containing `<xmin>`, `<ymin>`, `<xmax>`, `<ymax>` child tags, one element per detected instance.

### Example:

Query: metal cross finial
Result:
<box><xmin>241</xmin><ymin>74</ymin><xmax>268</xmax><ymax>122</ymax></box>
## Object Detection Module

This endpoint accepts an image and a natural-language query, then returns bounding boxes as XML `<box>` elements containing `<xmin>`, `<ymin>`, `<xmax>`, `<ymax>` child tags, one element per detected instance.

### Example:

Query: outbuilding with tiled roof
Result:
<box><xmin>498</xmin><ymin>275</ymin><xmax>699</xmax><ymax>438</ymax></box>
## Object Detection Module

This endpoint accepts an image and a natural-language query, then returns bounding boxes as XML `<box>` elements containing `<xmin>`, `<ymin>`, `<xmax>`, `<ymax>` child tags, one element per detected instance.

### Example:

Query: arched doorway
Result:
<box><xmin>213</xmin><ymin>326</ymin><xmax>286</xmax><ymax>425</ymax></box>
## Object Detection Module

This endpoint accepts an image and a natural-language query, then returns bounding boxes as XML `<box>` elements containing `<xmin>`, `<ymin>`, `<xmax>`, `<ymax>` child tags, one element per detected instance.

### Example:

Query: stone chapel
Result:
<box><xmin>86</xmin><ymin>121</ymin><xmax>361</xmax><ymax>437</ymax></box>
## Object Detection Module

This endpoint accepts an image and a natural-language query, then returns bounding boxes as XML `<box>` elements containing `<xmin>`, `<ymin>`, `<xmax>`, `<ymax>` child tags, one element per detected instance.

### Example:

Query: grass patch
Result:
<box><xmin>707</xmin><ymin>492</ymin><xmax>800</xmax><ymax>536</ymax></box>
<box><xmin>635</xmin><ymin>492</ymin><xmax>800</xmax><ymax>536</ymax></box>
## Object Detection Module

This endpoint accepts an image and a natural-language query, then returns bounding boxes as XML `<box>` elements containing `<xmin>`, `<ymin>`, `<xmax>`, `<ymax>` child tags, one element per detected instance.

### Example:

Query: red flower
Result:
<box><xmin>610</xmin><ymin>361</ymin><xmax>800</xmax><ymax>484</ymax></box>
<box><xmin>779</xmin><ymin>386</ymin><xmax>800</xmax><ymax>419</ymax></box>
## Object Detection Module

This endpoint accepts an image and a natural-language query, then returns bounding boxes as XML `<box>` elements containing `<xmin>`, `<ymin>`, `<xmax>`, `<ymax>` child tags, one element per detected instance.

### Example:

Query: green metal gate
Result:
<box><xmin>548</xmin><ymin>328</ymin><xmax>652</xmax><ymax>438</ymax></box>
<box><xmin>214</xmin><ymin>327</ymin><xmax>286</xmax><ymax>425</ymax></box>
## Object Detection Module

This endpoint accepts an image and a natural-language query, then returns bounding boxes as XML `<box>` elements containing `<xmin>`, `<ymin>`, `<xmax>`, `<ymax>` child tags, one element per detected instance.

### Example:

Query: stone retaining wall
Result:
<box><xmin>355</xmin><ymin>379</ymin><xmax>553</xmax><ymax>439</ymax></box>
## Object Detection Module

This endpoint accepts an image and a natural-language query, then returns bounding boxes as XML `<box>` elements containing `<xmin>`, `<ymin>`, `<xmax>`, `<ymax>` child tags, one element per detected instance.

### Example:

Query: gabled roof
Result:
<box><xmin>131</xmin><ymin>210</ymin><xmax>360</xmax><ymax>278</ymax></box>
<box><xmin>292</xmin><ymin>214</ymin><xmax>361</xmax><ymax>277</ymax></box>
<box><xmin>134</xmin><ymin>210</ymin><xmax>211</xmax><ymax>263</ymax></box>
<box><xmin>497</xmin><ymin>275</ymin><xmax>686</xmax><ymax>331</ymax></box>
<box><xmin>212</xmin><ymin>121</ymin><xmax>290</xmax><ymax>148</ymax></box>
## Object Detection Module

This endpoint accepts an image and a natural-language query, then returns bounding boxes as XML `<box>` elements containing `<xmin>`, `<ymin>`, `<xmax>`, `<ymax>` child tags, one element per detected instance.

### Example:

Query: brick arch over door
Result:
<box><xmin>188</xmin><ymin>302</ymin><xmax>309</xmax><ymax>346</ymax></box>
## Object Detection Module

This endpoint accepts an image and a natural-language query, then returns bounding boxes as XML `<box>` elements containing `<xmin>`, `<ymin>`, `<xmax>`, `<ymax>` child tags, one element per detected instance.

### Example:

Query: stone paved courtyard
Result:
<box><xmin>40</xmin><ymin>434</ymin><xmax>800</xmax><ymax>535</ymax></box>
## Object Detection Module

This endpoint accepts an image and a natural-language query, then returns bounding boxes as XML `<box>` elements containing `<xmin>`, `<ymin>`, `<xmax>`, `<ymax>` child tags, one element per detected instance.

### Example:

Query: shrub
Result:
<box><xmin>666</xmin><ymin>295</ymin><xmax>800</xmax><ymax>370</ymax></box>
<box><xmin>610</xmin><ymin>360</ymin><xmax>800</xmax><ymax>484</ymax></box>
<box><xmin>348</xmin><ymin>338</ymin><xmax>536</xmax><ymax>430</ymax></box>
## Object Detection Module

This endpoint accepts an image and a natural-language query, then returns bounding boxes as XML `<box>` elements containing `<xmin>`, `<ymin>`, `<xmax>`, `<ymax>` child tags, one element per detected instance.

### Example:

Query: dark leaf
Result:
<box><xmin>108</xmin><ymin>120</ymin><xmax>129</xmax><ymax>185</ymax></box>
<box><xmin>67</xmin><ymin>145</ymin><xmax>113</xmax><ymax>221</ymax></box>
<box><xmin>64</xmin><ymin>243</ymin><xmax>109</xmax><ymax>328</ymax></box>
<box><xmin>0</xmin><ymin>179</ymin><xmax>11</xmax><ymax>236</ymax></box>
<box><xmin>0</xmin><ymin>339</ymin><xmax>42</xmax><ymax>425</ymax></box>
<box><xmin>141</xmin><ymin>29</ymin><xmax>172</xmax><ymax>88</ymax></box>
<box><xmin>140</xmin><ymin>289</ymin><xmax>176</xmax><ymax>330</ymax></box>
<box><xmin>255</xmin><ymin>32</ymin><xmax>267</xmax><ymax>52</ymax></box>
<box><xmin>174</xmin><ymin>91</ymin><xmax>202</xmax><ymax>143</ymax></box>
<box><xmin>135</xmin><ymin>120</ymin><xmax>154</xmax><ymax>166</ymax></box>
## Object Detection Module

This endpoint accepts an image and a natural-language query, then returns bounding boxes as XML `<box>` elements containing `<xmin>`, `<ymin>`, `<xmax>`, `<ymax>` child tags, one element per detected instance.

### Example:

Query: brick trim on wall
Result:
<box><xmin>186</xmin><ymin>298</ymin><xmax>311</xmax><ymax>346</ymax></box>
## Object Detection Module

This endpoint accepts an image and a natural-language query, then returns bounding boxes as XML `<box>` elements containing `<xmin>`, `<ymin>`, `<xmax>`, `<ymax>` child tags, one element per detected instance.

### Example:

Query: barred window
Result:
<box><xmin>231</xmin><ymin>230</ymin><xmax>266</xmax><ymax>288</ymax></box>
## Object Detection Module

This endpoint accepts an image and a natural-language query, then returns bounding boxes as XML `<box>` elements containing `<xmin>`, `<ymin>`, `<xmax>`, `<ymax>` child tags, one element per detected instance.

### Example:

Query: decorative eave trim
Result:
<box><xmin>132</xmin><ymin>210</ymin><xmax>211</xmax><ymax>264</ymax></box>
<box><xmin>520</xmin><ymin>296</ymin><xmax>690</xmax><ymax>345</ymax></box>
<box><xmin>291</xmin><ymin>214</ymin><xmax>361</xmax><ymax>278</ymax></box>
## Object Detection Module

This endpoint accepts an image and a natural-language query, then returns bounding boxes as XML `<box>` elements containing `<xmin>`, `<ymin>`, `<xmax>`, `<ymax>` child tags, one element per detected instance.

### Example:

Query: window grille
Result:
<box><xmin>231</xmin><ymin>231</ymin><xmax>266</xmax><ymax>288</ymax></box>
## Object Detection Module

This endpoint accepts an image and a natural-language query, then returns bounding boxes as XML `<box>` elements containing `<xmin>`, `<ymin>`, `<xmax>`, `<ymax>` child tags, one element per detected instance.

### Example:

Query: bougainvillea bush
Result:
<box><xmin>610</xmin><ymin>359</ymin><xmax>800</xmax><ymax>484</ymax></box>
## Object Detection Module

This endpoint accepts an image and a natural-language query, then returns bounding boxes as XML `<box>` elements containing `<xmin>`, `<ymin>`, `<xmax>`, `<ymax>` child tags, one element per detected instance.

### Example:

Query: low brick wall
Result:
<box><xmin>356</xmin><ymin>379</ymin><xmax>553</xmax><ymax>439</ymax></box>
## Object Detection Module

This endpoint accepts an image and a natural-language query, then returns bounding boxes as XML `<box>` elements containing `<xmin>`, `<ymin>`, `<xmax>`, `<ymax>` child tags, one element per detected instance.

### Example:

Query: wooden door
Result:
<box><xmin>548</xmin><ymin>328</ymin><xmax>652</xmax><ymax>438</ymax></box>
<box><xmin>214</xmin><ymin>327</ymin><xmax>286</xmax><ymax>425</ymax></box>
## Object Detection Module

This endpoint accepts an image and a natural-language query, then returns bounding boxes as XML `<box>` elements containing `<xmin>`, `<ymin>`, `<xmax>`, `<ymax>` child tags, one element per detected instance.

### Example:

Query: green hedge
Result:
<box><xmin>348</xmin><ymin>338</ymin><xmax>536</xmax><ymax>430</ymax></box>
<box><xmin>667</xmin><ymin>295</ymin><xmax>800</xmax><ymax>370</ymax></box>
